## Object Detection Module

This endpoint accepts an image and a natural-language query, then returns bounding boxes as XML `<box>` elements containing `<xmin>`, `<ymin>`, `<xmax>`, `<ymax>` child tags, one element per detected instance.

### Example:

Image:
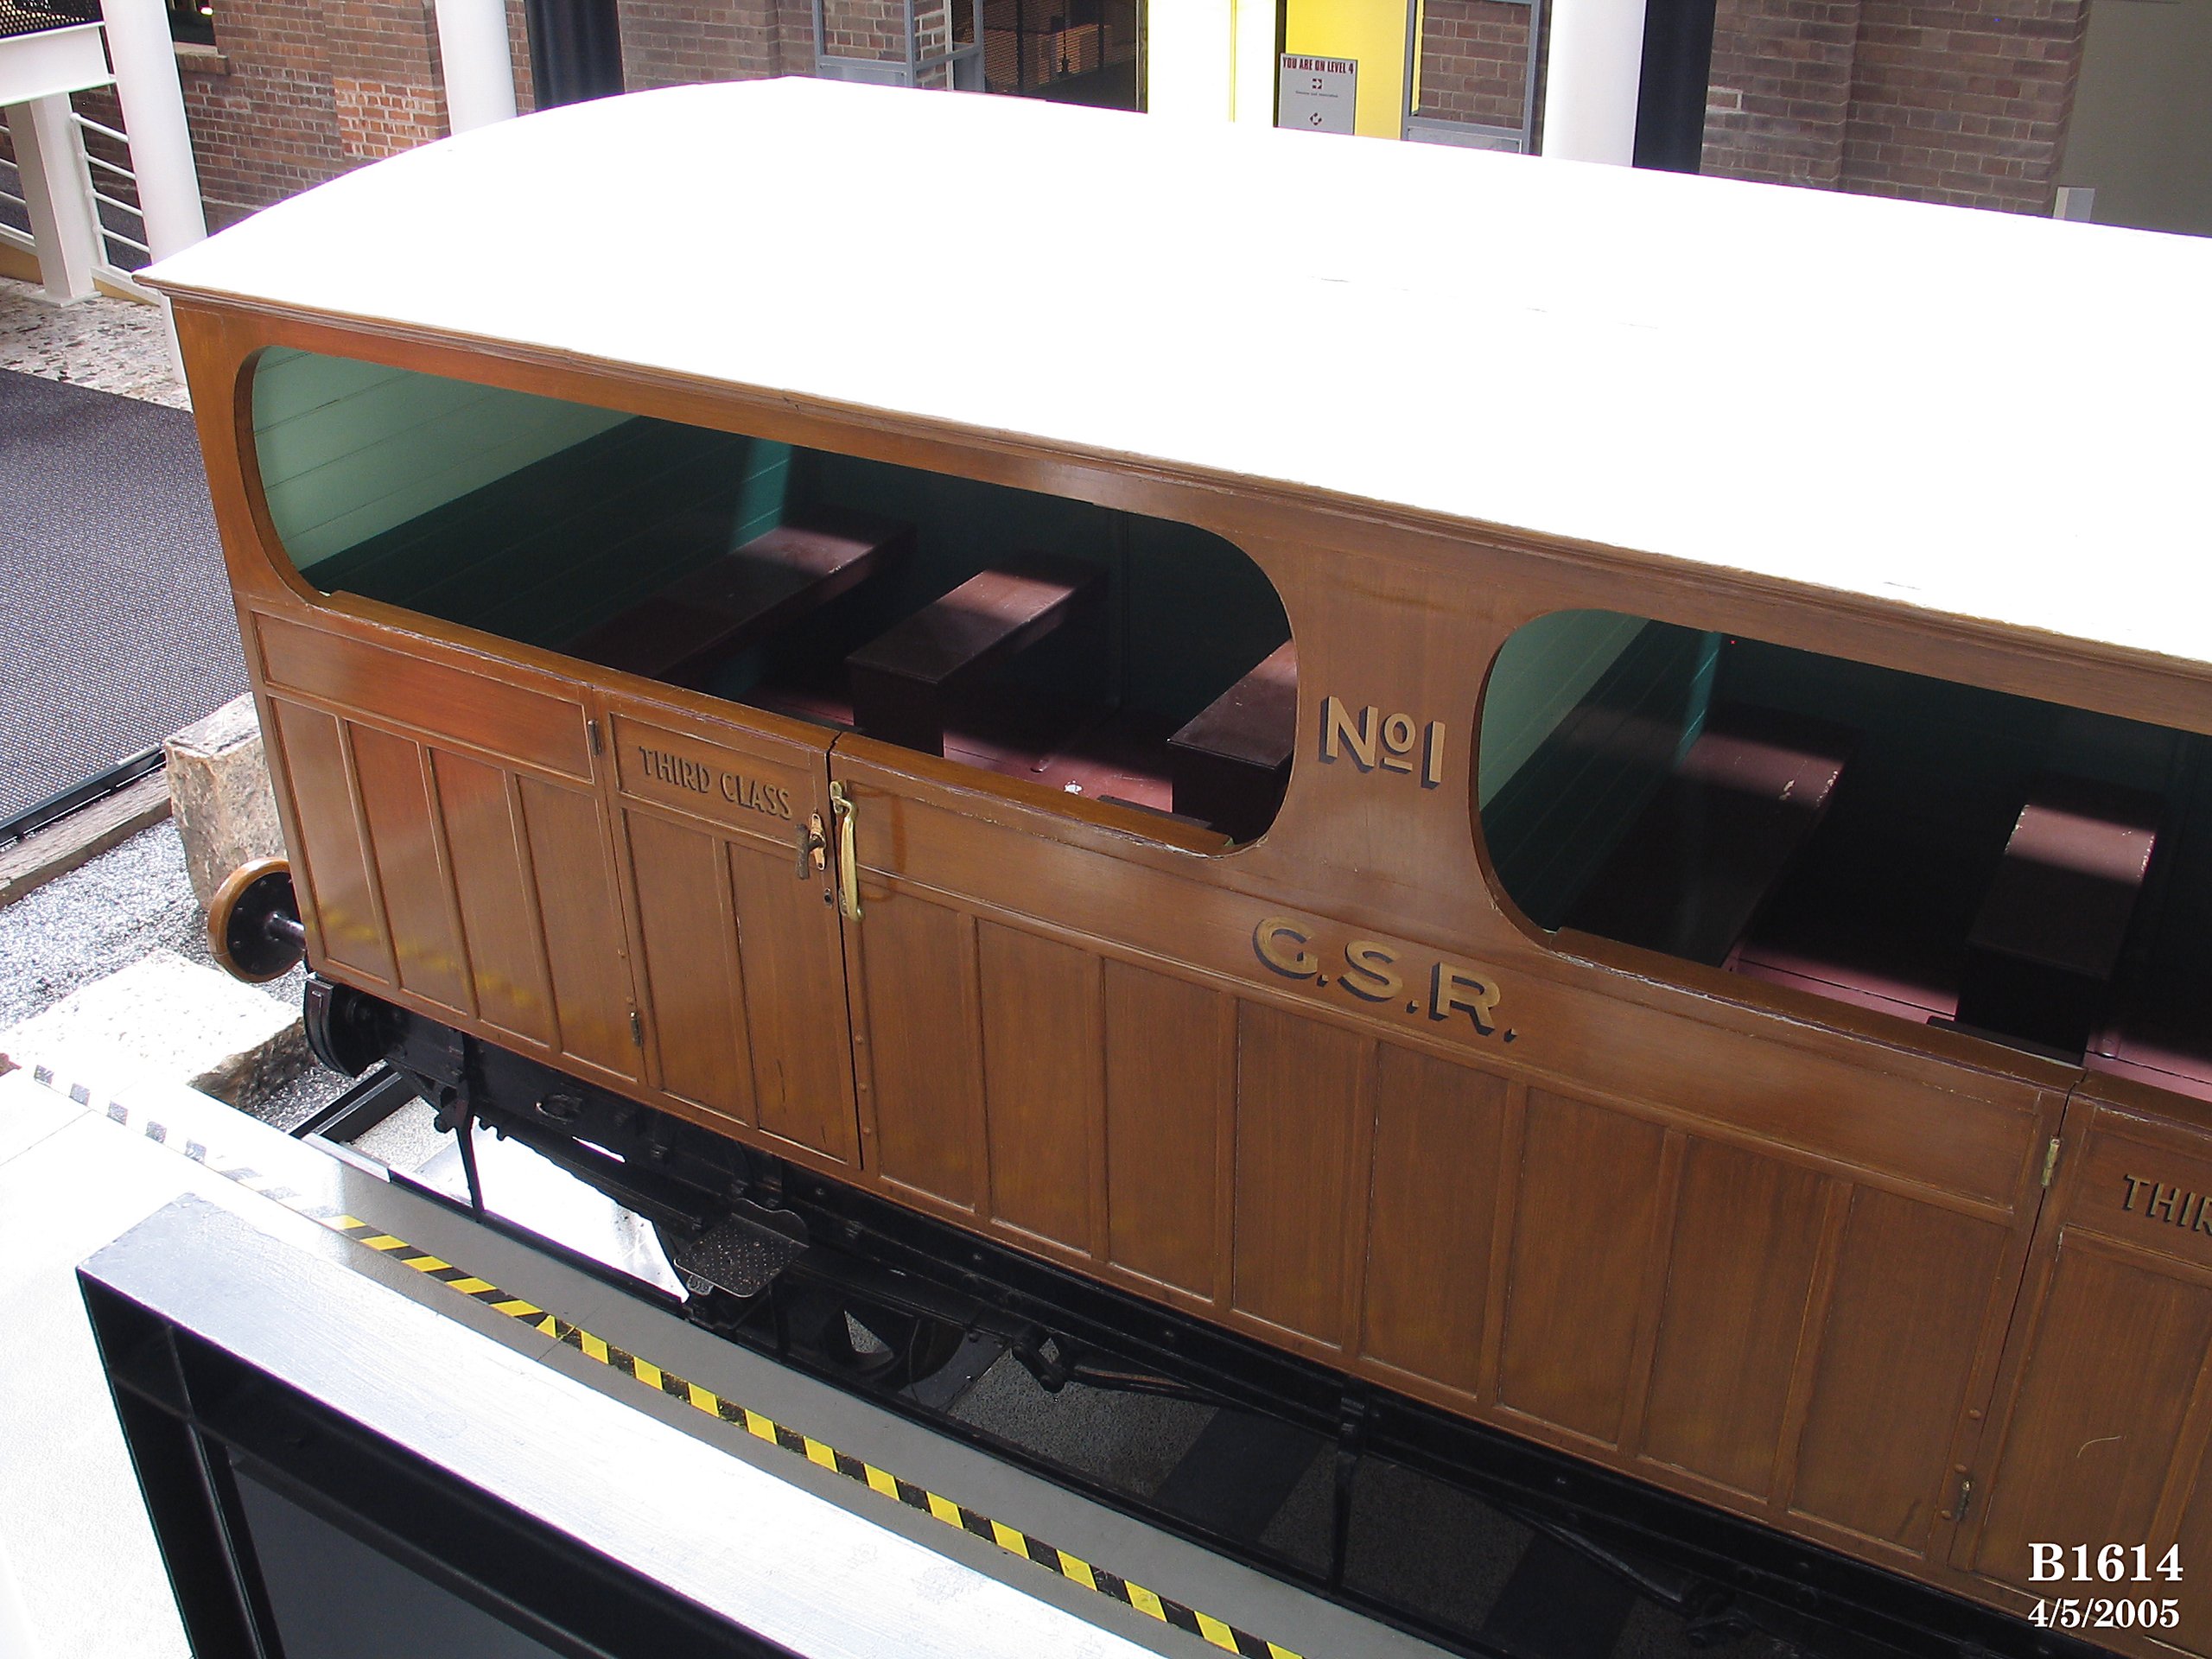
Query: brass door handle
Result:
<box><xmin>828</xmin><ymin>783</ymin><xmax>861</xmax><ymax>921</ymax></box>
<box><xmin>795</xmin><ymin>812</ymin><xmax>827</xmax><ymax>879</ymax></box>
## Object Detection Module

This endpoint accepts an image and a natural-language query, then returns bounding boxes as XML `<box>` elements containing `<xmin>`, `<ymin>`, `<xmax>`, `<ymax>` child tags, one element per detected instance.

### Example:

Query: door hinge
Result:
<box><xmin>588</xmin><ymin>717</ymin><xmax>604</xmax><ymax>755</ymax></box>
<box><xmin>2041</xmin><ymin>1135</ymin><xmax>2062</xmax><ymax>1188</ymax></box>
<box><xmin>629</xmin><ymin>1008</ymin><xmax>643</xmax><ymax>1046</ymax></box>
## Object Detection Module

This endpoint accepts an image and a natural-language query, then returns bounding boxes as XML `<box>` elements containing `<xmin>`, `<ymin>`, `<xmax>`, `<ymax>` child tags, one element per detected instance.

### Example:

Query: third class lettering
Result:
<box><xmin>2122</xmin><ymin>1173</ymin><xmax>2212</xmax><ymax>1235</ymax></box>
<box><xmin>634</xmin><ymin>743</ymin><xmax>793</xmax><ymax>820</ymax></box>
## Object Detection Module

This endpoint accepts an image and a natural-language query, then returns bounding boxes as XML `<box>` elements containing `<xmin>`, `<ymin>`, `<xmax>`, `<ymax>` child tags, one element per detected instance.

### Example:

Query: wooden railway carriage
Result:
<box><xmin>151</xmin><ymin>78</ymin><xmax>2212</xmax><ymax>1653</ymax></box>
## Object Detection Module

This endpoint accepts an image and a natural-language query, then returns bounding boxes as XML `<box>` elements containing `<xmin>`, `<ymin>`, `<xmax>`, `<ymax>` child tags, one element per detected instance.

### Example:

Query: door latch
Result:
<box><xmin>795</xmin><ymin>811</ymin><xmax>828</xmax><ymax>879</ymax></box>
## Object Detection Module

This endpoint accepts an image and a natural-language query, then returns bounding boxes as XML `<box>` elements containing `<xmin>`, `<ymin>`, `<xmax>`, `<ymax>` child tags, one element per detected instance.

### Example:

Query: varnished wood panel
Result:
<box><xmin>1358</xmin><ymin>1046</ymin><xmax>1508</xmax><ymax>1395</ymax></box>
<box><xmin>1637</xmin><ymin>1140</ymin><xmax>1828</xmax><ymax>1497</ymax></box>
<box><xmin>259</xmin><ymin>611</ymin><xmax>590</xmax><ymax>779</ymax></box>
<box><xmin>268</xmin><ymin>698</ymin><xmax>392</xmax><ymax>982</ymax></box>
<box><xmin>1496</xmin><ymin>1091</ymin><xmax>1668</xmax><ymax>1445</ymax></box>
<box><xmin>978</xmin><ymin>923</ymin><xmax>1102</xmax><ymax>1255</ymax></box>
<box><xmin>727</xmin><ymin>838</ymin><xmax>858</xmax><ymax>1162</ymax></box>
<box><xmin>1970</xmin><ymin>1233</ymin><xmax>2212</xmax><ymax>1595</ymax></box>
<box><xmin>1789</xmin><ymin>1186</ymin><xmax>2006</xmax><ymax>1554</ymax></box>
<box><xmin>517</xmin><ymin>775</ymin><xmax>636</xmax><ymax>1077</ymax></box>
<box><xmin>626</xmin><ymin>810</ymin><xmax>751</xmax><ymax>1121</ymax></box>
<box><xmin>860</xmin><ymin>891</ymin><xmax>985</xmax><ymax>1210</ymax></box>
<box><xmin>1230</xmin><ymin>1001</ymin><xmax>1370</xmax><ymax>1348</ymax></box>
<box><xmin>611</xmin><ymin>712</ymin><xmax>814</xmax><ymax>848</ymax></box>
<box><xmin>432</xmin><ymin>751</ymin><xmax>554</xmax><ymax>1046</ymax></box>
<box><xmin>836</xmin><ymin>770</ymin><xmax>2042</xmax><ymax>1211</ymax></box>
<box><xmin>1103</xmin><ymin>961</ymin><xmax>1229</xmax><ymax>1300</ymax></box>
<box><xmin>2169</xmin><ymin>1450</ymin><xmax>2212</xmax><ymax>1657</ymax></box>
<box><xmin>350</xmin><ymin>724</ymin><xmax>469</xmax><ymax>1012</ymax></box>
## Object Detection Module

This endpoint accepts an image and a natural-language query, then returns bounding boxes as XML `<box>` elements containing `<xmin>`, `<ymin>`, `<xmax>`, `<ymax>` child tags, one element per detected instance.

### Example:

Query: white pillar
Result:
<box><xmin>1230</xmin><ymin>0</ymin><xmax>1277</xmax><ymax>126</ymax></box>
<box><xmin>1541</xmin><ymin>0</ymin><xmax>1647</xmax><ymax>164</ymax></box>
<box><xmin>1147</xmin><ymin>0</ymin><xmax>1235</xmax><ymax>122</ymax></box>
<box><xmin>434</xmin><ymin>0</ymin><xmax>518</xmax><ymax>134</ymax></box>
<box><xmin>5</xmin><ymin>92</ymin><xmax>99</xmax><ymax>302</ymax></box>
<box><xmin>98</xmin><ymin>0</ymin><xmax>208</xmax><ymax>259</ymax></box>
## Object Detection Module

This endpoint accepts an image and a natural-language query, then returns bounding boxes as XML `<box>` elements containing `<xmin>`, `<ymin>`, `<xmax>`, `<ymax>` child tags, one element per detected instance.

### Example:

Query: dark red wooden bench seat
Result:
<box><xmin>1168</xmin><ymin>641</ymin><xmax>1296</xmax><ymax>839</ymax></box>
<box><xmin>569</xmin><ymin>508</ymin><xmax>911</xmax><ymax>690</ymax></box>
<box><xmin>845</xmin><ymin>554</ymin><xmax>1105</xmax><ymax>757</ymax></box>
<box><xmin>1951</xmin><ymin>773</ymin><xmax>2161</xmax><ymax>1056</ymax></box>
<box><xmin>1564</xmin><ymin>702</ymin><xmax>1855</xmax><ymax>968</ymax></box>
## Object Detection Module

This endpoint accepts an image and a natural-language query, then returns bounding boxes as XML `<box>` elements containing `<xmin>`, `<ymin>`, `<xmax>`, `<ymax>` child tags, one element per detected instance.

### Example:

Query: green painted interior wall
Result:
<box><xmin>1479</xmin><ymin>613</ymin><xmax>1722</xmax><ymax>929</ymax></box>
<box><xmin>252</xmin><ymin>347</ymin><xmax>632</xmax><ymax>574</ymax></box>
<box><xmin>1477</xmin><ymin>609</ymin><xmax>1647</xmax><ymax>809</ymax></box>
<box><xmin>251</xmin><ymin>355</ymin><xmax>1287</xmax><ymax>726</ymax></box>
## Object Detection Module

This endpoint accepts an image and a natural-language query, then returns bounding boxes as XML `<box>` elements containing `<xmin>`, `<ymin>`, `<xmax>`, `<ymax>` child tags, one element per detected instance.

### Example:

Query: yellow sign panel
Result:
<box><xmin>1281</xmin><ymin>0</ymin><xmax>1409</xmax><ymax>139</ymax></box>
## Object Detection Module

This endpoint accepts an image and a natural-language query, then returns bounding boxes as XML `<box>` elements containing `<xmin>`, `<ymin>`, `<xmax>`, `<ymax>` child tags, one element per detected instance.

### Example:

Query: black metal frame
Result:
<box><xmin>81</xmin><ymin>1248</ymin><xmax>800</xmax><ymax>1659</ymax></box>
<box><xmin>0</xmin><ymin>745</ymin><xmax>162</xmax><ymax>846</ymax></box>
<box><xmin>315</xmin><ymin>980</ymin><xmax>2098</xmax><ymax>1659</ymax></box>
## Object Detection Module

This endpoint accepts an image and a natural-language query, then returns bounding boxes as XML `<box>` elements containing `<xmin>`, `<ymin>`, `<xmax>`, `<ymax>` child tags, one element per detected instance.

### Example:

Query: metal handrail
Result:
<box><xmin>71</xmin><ymin>110</ymin><xmax>128</xmax><ymax>145</ymax></box>
<box><xmin>65</xmin><ymin>97</ymin><xmax>151</xmax><ymax>283</ymax></box>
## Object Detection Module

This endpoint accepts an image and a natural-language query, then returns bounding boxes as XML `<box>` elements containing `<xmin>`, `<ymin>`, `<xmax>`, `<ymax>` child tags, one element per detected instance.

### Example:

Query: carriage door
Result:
<box><xmin>1950</xmin><ymin>1073</ymin><xmax>2212</xmax><ymax>1652</ymax></box>
<box><xmin>599</xmin><ymin>690</ymin><xmax>861</xmax><ymax>1168</ymax></box>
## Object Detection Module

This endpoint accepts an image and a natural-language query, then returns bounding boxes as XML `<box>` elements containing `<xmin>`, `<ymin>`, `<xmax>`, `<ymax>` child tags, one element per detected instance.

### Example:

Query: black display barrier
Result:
<box><xmin>77</xmin><ymin>1195</ymin><xmax>1143</xmax><ymax>1659</ymax></box>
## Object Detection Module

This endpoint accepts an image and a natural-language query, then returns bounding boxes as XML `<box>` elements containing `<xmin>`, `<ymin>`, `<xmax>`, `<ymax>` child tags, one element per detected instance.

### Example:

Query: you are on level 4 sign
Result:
<box><xmin>1278</xmin><ymin>54</ymin><xmax>1357</xmax><ymax>135</ymax></box>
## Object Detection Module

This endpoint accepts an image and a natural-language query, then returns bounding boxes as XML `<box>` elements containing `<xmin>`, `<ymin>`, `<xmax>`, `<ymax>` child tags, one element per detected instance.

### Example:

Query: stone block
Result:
<box><xmin>167</xmin><ymin>694</ymin><xmax>284</xmax><ymax>911</ymax></box>
<box><xmin>0</xmin><ymin>950</ymin><xmax>305</xmax><ymax>1108</ymax></box>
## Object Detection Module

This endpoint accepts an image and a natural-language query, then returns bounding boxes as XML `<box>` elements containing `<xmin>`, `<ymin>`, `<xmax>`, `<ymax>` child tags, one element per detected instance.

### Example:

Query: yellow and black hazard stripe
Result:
<box><xmin>41</xmin><ymin>1067</ymin><xmax>1305</xmax><ymax>1659</ymax></box>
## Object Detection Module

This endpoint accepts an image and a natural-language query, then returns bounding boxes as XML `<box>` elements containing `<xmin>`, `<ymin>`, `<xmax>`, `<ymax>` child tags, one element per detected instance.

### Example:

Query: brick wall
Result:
<box><xmin>1840</xmin><ymin>0</ymin><xmax>2087</xmax><ymax>212</ymax></box>
<box><xmin>1415</xmin><ymin>0</ymin><xmax>1534</xmax><ymax>134</ymax></box>
<box><xmin>179</xmin><ymin>0</ymin><xmax>348</xmax><ymax>229</ymax></box>
<box><xmin>1700</xmin><ymin>0</ymin><xmax>1858</xmax><ymax>188</ymax></box>
<box><xmin>326</xmin><ymin>0</ymin><xmax>450</xmax><ymax>161</ymax></box>
<box><xmin>1704</xmin><ymin>0</ymin><xmax>2088</xmax><ymax>212</ymax></box>
<box><xmin>620</xmin><ymin>2</ymin><xmax>779</xmax><ymax>90</ymax></box>
<box><xmin>820</xmin><ymin>0</ymin><xmax>907</xmax><ymax>62</ymax></box>
<box><xmin>507</xmin><ymin>0</ymin><xmax>537</xmax><ymax>111</ymax></box>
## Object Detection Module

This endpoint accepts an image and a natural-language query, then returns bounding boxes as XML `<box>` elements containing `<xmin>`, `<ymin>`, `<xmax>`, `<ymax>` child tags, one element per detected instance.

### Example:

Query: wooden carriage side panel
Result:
<box><xmin>599</xmin><ymin>704</ymin><xmax>857</xmax><ymax>1166</ymax></box>
<box><xmin>1102</xmin><ymin>961</ymin><xmax>1233</xmax><ymax>1303</ymax></box>
<box><xmin>857</xmin><ymin>889</ymin><xmax>987</xmax><ymax>1213</ymax></box>
<box><xmin>1229</xmin><ymin>1002</ymin><xmax>1373</xmax><ymax>1352</ymax></box>
<box><xmin>1494</xmin><ymin>1090</ymin><xmax>1669</xmax><ymax>1448</ymax></box>
<box><xmin>348</xmin><ymin>724</ymin><xmax>471</xmax><ymax>1016</ymax></box>
<box><xmin>1967</xmin><ymin>1235</ymin><xmax>2212</xmax><ymax>1596</ymax></box>
<box><xmin>727</xmin><ymin>838</ymin><xmax>860</xmax><ymax>1164</ymax></box>
<box><xmin>2168</xmin><ymin>1452</ymin><xmax>2212</xmax><ymax>1659</ymax></box>
<box><xmin>1784</xmin><ymin>1186</ymin><xmax>2010</xmax><ymax>1556</ymax></box>
<box><xmin>258</xmin><ymin>612</ymin><xmax>592</xmax><ymax>779</ymax></box>
<box><xmin>515</xmin><ymin>775</ymin><xmax>639</xmax><ymax>1082</ymax></box>
<box><xmin>625</xmin><ymin>810</ymin><xmax>753</xmax><ymax>1126</ymax></box>
<box><xmin>264</xmin><ymin>699</ymin><xmax>395</xmax><ymax>984</ymax></box>
<box><xmin>431</xmin><ymin>750</ymin><xmax>558</xmax><ymax>1050</ymax></box>
<box><xmin>1958</xmin><ymin>1092</ymin><xmax>2212</xmax><ymax>1652</ymax></box>
<box><xmin>977</xmin><ymin>923</ymin><xmax>1103</xmax><ymax>1259</ymax></box>
<box><xmin>1635</xmin><ymin>1141</ymin><xmax>1833</xmax><ymax>1500</ymax></box>
<box><xmin>1357</xmin><ymin>1046</ymin><xmax>1509</xmax><ymax>1397</ymax></box>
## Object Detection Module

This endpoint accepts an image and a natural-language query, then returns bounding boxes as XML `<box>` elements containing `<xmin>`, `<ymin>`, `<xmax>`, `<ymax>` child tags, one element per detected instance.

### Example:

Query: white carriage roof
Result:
<box><xmin>147</xmin><ymin>77</ymin><xmax>2212</xmax><ymax>672</ymax></box>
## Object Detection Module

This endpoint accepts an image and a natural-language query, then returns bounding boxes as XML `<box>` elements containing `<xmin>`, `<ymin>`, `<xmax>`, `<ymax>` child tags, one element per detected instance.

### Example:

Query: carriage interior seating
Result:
<box><xmin>252</xmin><ymin>350</ymin><xmax>1298</xmax><ymax>845</ymax></box>
<box><xmin>1484</xmin><ymin>610</ymin><xmax>2212</xmax><ymax>1098</ymax></box>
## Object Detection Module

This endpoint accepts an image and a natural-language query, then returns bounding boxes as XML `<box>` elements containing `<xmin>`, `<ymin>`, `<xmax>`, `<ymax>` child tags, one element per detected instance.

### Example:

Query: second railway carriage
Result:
<box><xmin>154</xmin><ymin>77</ymin><xmax>2212</xmax><ymax>1655</ymax></box>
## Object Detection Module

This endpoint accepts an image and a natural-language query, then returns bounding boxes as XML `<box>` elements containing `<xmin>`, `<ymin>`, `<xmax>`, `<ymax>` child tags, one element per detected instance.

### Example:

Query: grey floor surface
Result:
<box><xmin>0</xmin><ymin>365</ymin><xmax>244</xmax><ymax>823</ymax></box>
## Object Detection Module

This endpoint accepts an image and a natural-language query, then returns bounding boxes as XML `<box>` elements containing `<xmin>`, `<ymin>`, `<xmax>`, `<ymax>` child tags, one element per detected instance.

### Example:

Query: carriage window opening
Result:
<box><xmin>1480</xmin><ymin>610</ymin><xmax>2212</xmax><ymax>1101</ymax></box>
<box><xmin>250</xmin><ymin>348</ymin><xmax>1294</xmax><ymax>846</ymax></box>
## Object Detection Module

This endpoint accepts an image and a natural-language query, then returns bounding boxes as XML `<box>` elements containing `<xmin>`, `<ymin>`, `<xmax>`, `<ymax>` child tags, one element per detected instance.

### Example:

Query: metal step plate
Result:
<box><xmin>675</xmin><ymin>1210</ymin><xmax>807</xmax><ymax>1299</ymax></box>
